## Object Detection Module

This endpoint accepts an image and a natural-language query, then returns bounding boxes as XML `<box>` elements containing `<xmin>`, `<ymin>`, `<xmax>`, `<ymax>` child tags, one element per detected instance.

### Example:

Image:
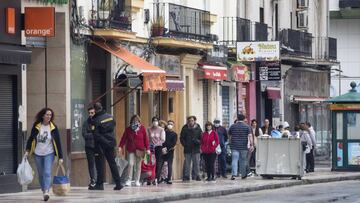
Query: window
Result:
<box><xmin>347</xmin><ymin>113</ymin><xmax>360</xmax><ymax>140</ymax></box>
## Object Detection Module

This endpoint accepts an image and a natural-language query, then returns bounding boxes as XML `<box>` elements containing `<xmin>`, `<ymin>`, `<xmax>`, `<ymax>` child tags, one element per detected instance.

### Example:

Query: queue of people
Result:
<box><xmin>23</xmin><ymin>104</ymin><xmax>317</xmax><ymax>201</ymax></box>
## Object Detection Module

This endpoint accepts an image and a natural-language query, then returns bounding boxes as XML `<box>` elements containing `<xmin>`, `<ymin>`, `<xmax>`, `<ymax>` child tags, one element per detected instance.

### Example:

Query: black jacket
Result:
<box><xmin>163</xmin><ymin>130</ymin><xmax>177</xmax><ymax>154</ymax></box>
<box><xmin>26</xmin><ymin>122</ymin><xmax>63</xmax><ymax>159</ymax></box>
<box><xmin>215</xmin><ymin>126</ymin><xmax>228</xmax><ymax>148</ymax></box>
<box><xmin>180</xmin><ymin>123</ymin><xmax>202</xmax><ymax>154</ymax></box>
<box><xmin>82</xmin><ymin>117</ymin><xmax>95</xmax><ymax>148</ymax></box>
<box><xmin>92</xmin><ymin>110</ymin><xmax>116</xmax><ymax>149</ymax></box>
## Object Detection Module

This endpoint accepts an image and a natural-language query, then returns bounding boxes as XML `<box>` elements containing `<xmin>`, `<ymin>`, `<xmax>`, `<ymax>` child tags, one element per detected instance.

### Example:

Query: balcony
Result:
<box><xmin>317</xmin><ymin>37</ymin><xmax>337</xmax><ymax>61</ymax></box>
<box><xmin>221</xmin><ymin>17</ymin><xmax>268</xmax><ymax>47</ymax></box>
<box><xmin>89</xmin><ymin>0</ymin><xmax>132</xmax><ymax>31</ymax></box>
<box><xmin>278</xmin><ymin>29</ymin><xmax>312</xmax><ymax>58</ymax></box>
<box><xmin>152</xmin><ymin>3</ymin><xmax>212</xmax><ymax>42</ymax></box>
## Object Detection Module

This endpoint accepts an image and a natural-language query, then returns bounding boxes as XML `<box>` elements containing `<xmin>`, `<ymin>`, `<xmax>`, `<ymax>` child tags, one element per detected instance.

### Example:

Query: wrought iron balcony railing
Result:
<box><xmin>221</xmin><ymin>17</ymin><xmax>268</xmax><ymax>47</ymax></box>
<box><xmin>152</xmin><ymin>3</ymin><xmax>212</xmax><ymax>41</ymax></box>
<box><xmin>89</xmin><ymin>0</ymin><xmax>131</xmax><ymax>31</ymax></box>
<box><xmin>278</xmin><ymin>29</ymin><xmax>312</xmax><ymax>58</ymax></box>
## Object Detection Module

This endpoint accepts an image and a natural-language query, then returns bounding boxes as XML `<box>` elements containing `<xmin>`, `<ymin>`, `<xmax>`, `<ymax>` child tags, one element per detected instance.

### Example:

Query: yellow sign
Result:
<box><xmin>330</xmin><ymin>103</ymin><xmax>360</xmax><ymax>111</ymax></box>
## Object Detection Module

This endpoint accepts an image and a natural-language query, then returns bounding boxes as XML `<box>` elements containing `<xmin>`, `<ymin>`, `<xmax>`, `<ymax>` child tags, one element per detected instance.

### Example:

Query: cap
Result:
<box><xmin>283</xmin><ymin>121</ymin><xmax>290</xmax><ymax>129</ymax></box>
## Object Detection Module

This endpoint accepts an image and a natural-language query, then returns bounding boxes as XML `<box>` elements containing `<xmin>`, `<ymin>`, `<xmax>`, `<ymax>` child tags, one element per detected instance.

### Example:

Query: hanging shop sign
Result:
<box><xmin>24</xmin><ymin>7</ymin><xmax>55</xmax><ymax>37</ymax></box>
<box><xmin>5</xmin><ymin>8</ymin><xmax>16</xmax><ymax>34</ymax></box>
<box><xmin>259</xmin><ymin>61</ymin><xmax>281</xmax><ymax>81</ymax></box>
<box><xmin>237</xmin><ymin>41</ymin><xmax>279</xmax><ymax>62</ymax></box>
<box><xmin>199</xmin><ymin>65</ymin><xmax>228</xmax><ymax>81</ymax></box>
<box><xmin>231</xmin><ymin>64</ymin><xmax>250</xmax><ymax>82</ymax></box>
<box><xmin>207</xmin><ymin>45</ymin><xmax>228</xmax><ymax>64</ymax></box>
<box><xmin>153</xmin><ymin>54</ymin><xmax>181</xmax><ymax>77</ymax></box>
<box><xmin>142</xmin><ymin>73</ymin><xmax>167</xmax><ymax>92</ymax></box>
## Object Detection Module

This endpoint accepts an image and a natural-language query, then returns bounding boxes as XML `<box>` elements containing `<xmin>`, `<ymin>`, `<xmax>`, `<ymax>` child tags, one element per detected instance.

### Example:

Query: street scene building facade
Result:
<box><xmin>0</xmin><ymin>0</ymin><xmax>348</xmax><ymax>195</ymax></box>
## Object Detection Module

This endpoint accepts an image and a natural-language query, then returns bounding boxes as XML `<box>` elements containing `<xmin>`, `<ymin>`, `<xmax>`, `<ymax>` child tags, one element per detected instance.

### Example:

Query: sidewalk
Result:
<box><xmin>1</xmin><ymin>169</ymin><xmax>360</xmax><ymax>203</ymax></box>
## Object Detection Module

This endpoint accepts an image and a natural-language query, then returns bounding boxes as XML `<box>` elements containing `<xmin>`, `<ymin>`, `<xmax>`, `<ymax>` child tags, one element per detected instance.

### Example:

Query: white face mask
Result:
<box><xmin>167</xmin><ymin>124</ymin><xmax>173</xmax><ymax>130</ymax></box>
<box><xmin>214</xmin><ymin>123</ymin><xmax>220</xmax><ymax>127</ymax></box>
<box><xmin>153</xmin><ymin>121</ymin><xmax>159</xmax><ymax>127</ymax></box>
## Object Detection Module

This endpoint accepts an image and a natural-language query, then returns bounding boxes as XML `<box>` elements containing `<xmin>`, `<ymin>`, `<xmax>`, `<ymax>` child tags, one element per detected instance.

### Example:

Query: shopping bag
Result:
<box><xmin>115</xmin><ymin>157</ymin><xmax>128</xmax><ymax>176</ymax></box>
<box><xmin>52</xmin><ymin>163</ymin><xmax>70</xmax><ymax>196</ymax></box>
<box><xmin>215</xmin><ymin>145</ymin><xmax>222</xmax><ymax>155</ymax></box>
<box><xmin>17</xmin><ymin>157</ymin><xmax>33</xmax><ymax>185</ymax></box>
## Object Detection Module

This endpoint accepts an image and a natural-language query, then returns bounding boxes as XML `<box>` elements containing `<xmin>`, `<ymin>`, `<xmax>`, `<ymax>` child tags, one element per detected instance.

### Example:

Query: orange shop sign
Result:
<box><xmin>24</xmin><ymin>7</ymin><xmax>55</xmax><ymax>37</ymax></box>
<box><xmin>6</xmin><ymin>8</ymin><xmax>16</xmax><ymax>34</ymax></box>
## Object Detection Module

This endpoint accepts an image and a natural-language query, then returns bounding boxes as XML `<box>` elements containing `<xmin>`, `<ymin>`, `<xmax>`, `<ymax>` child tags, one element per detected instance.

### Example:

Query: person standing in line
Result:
<box><xmin>25</xmin><ymin>108</ymin><xmax>63</xmax><ymax>201</ymax></box>
<box><xmin>249</xmin><ymin>119</ymin><xmax>263</xmax><ymax>174</ymax></box>
<box><xmin>180</xmin><ymin>116</ymin><xmax>203</xmax><ymax>181</ymax></box>
<box><xmin>119</xmin><ymin>115</ymin><xmax>149</xmax><ymax>187</ymax></box>
<box><xmin>158</xmin><ymin>120</ymin><xmax>178</xmax><ymax>184</ymax></box>
<box><xmin>89</xmin><ymin>102</ymin><xmax>123</xmax><ymax>190</ymax></box>
<box><xmin>305</xmin><ymin>122</ymin><xmax>316</xmax><ymax>172</ymax></box>
<box><xmin>201</xmin><ymin>122</ymin><xmax>219</xmax><ymax>181</ymax></box>
<box><xmin>300</xmin><ymin>123</ymin><xmax>313</xmax><ymax>173</ymax></box>
<box><xmin>229</xmin><ymin>114</ymin><xmax>254</xmax><ymax>180</ymax></box>
<box><xmin>261</xmin><ymin>119</ymin><xmax>274</xmax><ymax>136</ymax></box>
<box><xmin>213</xmin><ymin>119</ymin><xmax>228</xmax><ymax>178</ymax></box>
<box><xmin>158</xmin><ymin>120</ymin><xmax>169</xmax><ymax>183</ymax></box>
<box><xmin>147</xmin><ymin>117</ymin><xmax>166</xmax><ymax>184</ymax></box>
<box><xmin>82</xmin><ymin>105</ymin><xmax>96</xmax><ymax>189</ymax></box>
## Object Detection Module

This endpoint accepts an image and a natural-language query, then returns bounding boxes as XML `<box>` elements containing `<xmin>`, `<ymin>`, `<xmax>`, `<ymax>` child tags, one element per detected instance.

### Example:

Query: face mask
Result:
<box><xmin>214</xmin><ymin>123</ymin><xmax>220</xmax><ymax>127</ymax></box>
<box><xmin>167</xmin><ymin>124</ymin><xmax>173</xmax><ymax>130</ymax></box>
<box><xmin>131</xmin><ymin>123</ymin><xmax>139</xmax><ymax>131</ymax></box>
<box><xmin>153</xmin><ymin>121</ymin><xmax>159</xmax><ymax>127</ymax></box>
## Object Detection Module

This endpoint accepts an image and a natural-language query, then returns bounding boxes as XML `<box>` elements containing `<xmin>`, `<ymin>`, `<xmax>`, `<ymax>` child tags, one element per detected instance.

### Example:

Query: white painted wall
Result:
<box><xmin>330</xmin><ymin>19</ymin><xmax>360</xmax><ymax>96</ymax></box>
<box><xmin>329</xmin><ymin>0</ymin><xmax>340</xmax><ymax>11</ymax></box>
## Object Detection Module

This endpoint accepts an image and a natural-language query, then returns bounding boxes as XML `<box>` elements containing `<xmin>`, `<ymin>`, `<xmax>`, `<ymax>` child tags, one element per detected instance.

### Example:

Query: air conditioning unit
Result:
<box><xmin>297</xmin><ymin>11</ymin><xmax>308</xmax><ymax>28</ymax></box>
<box><xmin>297</xmin><ymin>0</ymin><xmax>309</xmax><ymax>9</ymax></box>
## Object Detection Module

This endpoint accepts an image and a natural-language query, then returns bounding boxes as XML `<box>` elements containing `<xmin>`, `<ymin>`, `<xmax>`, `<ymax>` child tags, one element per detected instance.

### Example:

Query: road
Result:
<box><xmin>172</xmin><ymin>180</ymin><xmax>360</xmax><ymax>203</ymax></box>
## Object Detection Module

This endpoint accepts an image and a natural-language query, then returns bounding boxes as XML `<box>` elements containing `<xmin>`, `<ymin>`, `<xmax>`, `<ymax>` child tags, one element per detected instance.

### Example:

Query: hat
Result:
<box><xmin>213</xmin><ymin>118</ymin><xmax>220</xmax><ymax>123</ymax></box>
<box><xmin>283</xmin><ymin>121</ymin><xmax>290</xmax><ymax>129</ymax></box>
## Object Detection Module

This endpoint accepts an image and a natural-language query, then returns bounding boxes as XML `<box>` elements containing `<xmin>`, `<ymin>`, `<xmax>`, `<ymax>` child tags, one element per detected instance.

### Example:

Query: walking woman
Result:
<box><xmin>147</xmin><ymin>117</ymin><xmax>166</xmax><ymax>184</ymax></box>
<box><xmin>24</xmin><ymin>108</ymin><xmax>63</xmax><ymax>201</ymax></box>
<box><xmin>119</xmin><ymin>115</ymin><xmax>149</xmax><ymax>187</ymax></box>
<box><xmin>200</xmin><ymin>122</ymin><xmax>219</xmax><ymax>181</ymax></box>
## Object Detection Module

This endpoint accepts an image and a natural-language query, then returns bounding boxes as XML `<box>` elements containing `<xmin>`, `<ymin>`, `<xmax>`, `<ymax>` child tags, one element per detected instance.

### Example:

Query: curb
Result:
<box><xmin>114</xmin><ymin>174</ymin><xmax>360</xmax><ymax>203</ymax></box>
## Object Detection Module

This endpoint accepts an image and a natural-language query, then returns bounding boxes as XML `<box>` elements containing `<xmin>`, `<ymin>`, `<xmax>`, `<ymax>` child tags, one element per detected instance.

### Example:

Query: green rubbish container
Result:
<box><xmin>256</xmin><ymin>137</ymin><xmax>304</xmax><ymax>180</ymax></box>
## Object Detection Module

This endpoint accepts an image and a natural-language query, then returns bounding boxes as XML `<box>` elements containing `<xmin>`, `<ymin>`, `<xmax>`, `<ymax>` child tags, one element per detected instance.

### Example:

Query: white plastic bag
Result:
<box><xmin>115</xmin><ymin>157</ymin><xmax>128</xmax><ymax>176</ymax></box>
<box><xmin>17</xmin><ymin>157</ymin><xmax>33</xmax><ymax>185</ymax></box>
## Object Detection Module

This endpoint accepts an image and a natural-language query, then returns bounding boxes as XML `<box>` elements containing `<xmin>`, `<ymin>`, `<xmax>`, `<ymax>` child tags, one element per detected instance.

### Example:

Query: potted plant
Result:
<box><xmin>151</xmin><ymin>16</ymin><xmax>165</xmax><ymax>37</ymax></box>
<box><xmin>98</xmin><ymin>0</ymin><xmax>112</xmax><ymax>20</ymax></box>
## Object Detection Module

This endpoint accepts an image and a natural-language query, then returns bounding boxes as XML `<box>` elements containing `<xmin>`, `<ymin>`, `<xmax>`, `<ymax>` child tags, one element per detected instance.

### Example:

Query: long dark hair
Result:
<box><xmin>34</xmin><ymin>108</ymin><xmax>55</xmax><ymax>126</ymax></box>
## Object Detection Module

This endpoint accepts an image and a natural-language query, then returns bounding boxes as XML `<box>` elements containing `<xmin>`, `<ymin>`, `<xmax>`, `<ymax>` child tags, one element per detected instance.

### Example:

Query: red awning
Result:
<box><xmin>200</xmin><ymin>64</ymin><xmax>228</xmax><ymax>81</ymax></box>
<box><xmin>267</xmin><ymin>87</ymin><xmax>281</xmax><ymax>99</ymax></box>
<box><xmin>92</xmin><ymin>40</ymin><xmax>166</xmax><ymax>91</ymax></box>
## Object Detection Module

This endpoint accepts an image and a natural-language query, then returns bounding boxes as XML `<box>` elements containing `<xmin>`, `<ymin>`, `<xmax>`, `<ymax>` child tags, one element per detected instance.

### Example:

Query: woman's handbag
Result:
<box><xmin>52</xmin><ymin>163</ymin><xmax>70</xmax><ymax>196</ymax></box>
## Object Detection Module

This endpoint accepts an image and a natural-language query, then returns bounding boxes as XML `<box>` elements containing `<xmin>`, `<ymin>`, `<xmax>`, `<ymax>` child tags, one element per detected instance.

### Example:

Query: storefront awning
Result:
<box><xmin>291</xmin><ymin>95</ymin><xmax>328</xmax><ymax>103</ymax></box>
<box><xmin>267</xmin><ymin>87</ymin><xmax>281</xmax><ymax>99</ymax></box>
<box><xmin>0</xmin><ymin>44</ymin><xmax>32</xmax><ymax>64</ymax></box>
<box><xmin>92</xmin><ymin>40</ymin><xmax>166</xmax><ymax>91</ymax></box>
<box><xmin>166</xmin><ymin>79</ymin><xmax>184</xmax><ymax>91</ymax></box>
<box><xmin>199</xmin><ymin>64</ymin><xmax>228</xmax><ymax>81</ymax></box>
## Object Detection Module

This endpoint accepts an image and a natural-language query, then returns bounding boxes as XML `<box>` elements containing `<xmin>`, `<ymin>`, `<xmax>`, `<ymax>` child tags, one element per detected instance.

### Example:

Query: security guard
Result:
<box><xmin>89</xmin><ymin>102</ymin><xmax>123</xmax><ymax>190</ymax></box>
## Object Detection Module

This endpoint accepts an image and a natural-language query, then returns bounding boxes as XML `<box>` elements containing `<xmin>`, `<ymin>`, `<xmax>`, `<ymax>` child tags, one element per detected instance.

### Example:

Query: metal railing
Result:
<box><xmin>153</xmin><ymin>3</ymin><xmax>211</xmax><ymax>41</ymax></box>
<box><xmin>89</xmin><ymin>0</ymin><xmax>131</xmax><ymax>31</ymax></box>
<box><xmin>221</xmin><ymin>17</ymin><xmax>268</xmax><ymax>46</ymax></box>
<box><xmin>317</xmin><ymin>37</ymin><xmax>337</xmax><ymax>60</ymax></box>
<box><xmin>278</xmin><ymin>29</ymin><xmax>312</xmax><ymax>58</ymax></box>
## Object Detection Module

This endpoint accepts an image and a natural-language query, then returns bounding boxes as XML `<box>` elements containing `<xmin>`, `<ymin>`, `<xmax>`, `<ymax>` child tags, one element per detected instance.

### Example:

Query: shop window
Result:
<box><xmin>348</xmin><ymin>142</ymin><xmax>360</xmax><ymax>166</ymax></box>
<box><xmin>347</xmin><ymin>113</ymin><xmax>360</xmax><ymax>140</ymax></box>
<box><xmin>169</xmin><ymin>97</ymin><xmax>174</xmax><ymax>113</ymax></box>
<box><xmin>336</xmin><ymin>112</ymin><xmax>343</xmax><ymax>140</ymax></box>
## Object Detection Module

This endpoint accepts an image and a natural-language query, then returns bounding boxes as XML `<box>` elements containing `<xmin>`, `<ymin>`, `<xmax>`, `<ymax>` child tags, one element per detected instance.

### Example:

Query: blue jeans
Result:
<box><xmin>34</xmin><ymin>153</ymin><xmax>54</xmax><ymax>192</ymax></box>
<box><xmin>231</xmin><ymin>150</ymin><xmax>248</xmax><ymax>177</ymax></box>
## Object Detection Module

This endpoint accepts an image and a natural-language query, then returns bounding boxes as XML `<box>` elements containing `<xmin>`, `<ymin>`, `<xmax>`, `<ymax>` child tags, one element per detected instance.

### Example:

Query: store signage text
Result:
<box><xmin>259</xmin><ymin>61</ymin><xmax>281</xmax><ymax>81</ymax></box>
<box><xmin>24</xmin><ymin>7</ymin><xmax>55</xmax><ymax>37</ymax></box>
<box><xmin>237</xmin><ymin>41</ymin><xmax>280</xmax><ymax>62</ymax></box>
<box><xmin>203</xmin><ymin>69</ymin><xmax>228</xmax><ymax>81</ymax></box>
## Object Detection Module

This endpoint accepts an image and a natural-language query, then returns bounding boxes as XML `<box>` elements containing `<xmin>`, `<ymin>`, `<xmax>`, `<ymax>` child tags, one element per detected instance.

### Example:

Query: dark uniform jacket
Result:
<box><xmin>92</xmin><ymin>110</ymin><xmax>116</xmax><ymax>149</ymax></box>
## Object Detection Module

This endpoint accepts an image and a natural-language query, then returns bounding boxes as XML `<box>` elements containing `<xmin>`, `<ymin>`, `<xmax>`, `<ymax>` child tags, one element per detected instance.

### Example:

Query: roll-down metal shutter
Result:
<box><xmin>203</xmin><ymin>80</ymin><xmax>209</xmax><ymax>126</ymax></box>
<box><xmin>222</xmin><ymin>86</ymin><xmax>230</xmax><ymax>128</ymax></box>
<box><xmin>0</xmin><ymin>75</ymin><xmax>16</xmax><ymax>174</ymax></box>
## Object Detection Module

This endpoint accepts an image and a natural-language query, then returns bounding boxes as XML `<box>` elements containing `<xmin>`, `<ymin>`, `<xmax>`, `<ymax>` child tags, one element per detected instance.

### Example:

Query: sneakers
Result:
<box><xmin>165</xmin><ymin>179</ymin><xmax>173</xmax><ymax>185</ymax></box>
<box><xmin>241</xmin><ymin>176</ymin><xmax>247</xmax><ymax>180</ymax></box>
<box><xmin>195</xmin><ymin>177</ymin><xmax>202</xmax><ymax>181</ymax></box>
<box><xmin>125</xmin><ymin>180</ymin><xmax>132</xmax><ymax>186</ymax></box>
<box><xmin>222</xmin><ymin>175</ymin><xmax>228</xmax><ymax>179</ymax></box>
<box><xmin>88</xmin><ymin>184</ymin><xmax>104</xmax><ymax>190</ymax></box>
<box><xmin>43</xmin><ymin>191</ymin><xmax>50</xmax><ymax>201</ymax></box>
<box><xmin>135</xmin><ymin>181</ymin><xmax>141</xmax><ymax>187</ymax></box>
<box><xmin>88</xmin><ymin>179</ymin><xmax>96</xmax><ymax>189</ymax></box>
<box><xmin>231</xmin><ymin>175</ymin><xmax>236</xmax><ymax>180</ymax></box>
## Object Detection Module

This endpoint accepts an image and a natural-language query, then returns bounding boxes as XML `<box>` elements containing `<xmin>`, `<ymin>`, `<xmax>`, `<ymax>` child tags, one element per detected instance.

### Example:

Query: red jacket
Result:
<box><xmin>201</xmin><ymin>130</ymin><xmax>219</xmax><ymax>154</ymax></box>
<box><xmin>119</xmin><ymin>125</ymin><xmax>149</xmax><ymax>153</ymax></box>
